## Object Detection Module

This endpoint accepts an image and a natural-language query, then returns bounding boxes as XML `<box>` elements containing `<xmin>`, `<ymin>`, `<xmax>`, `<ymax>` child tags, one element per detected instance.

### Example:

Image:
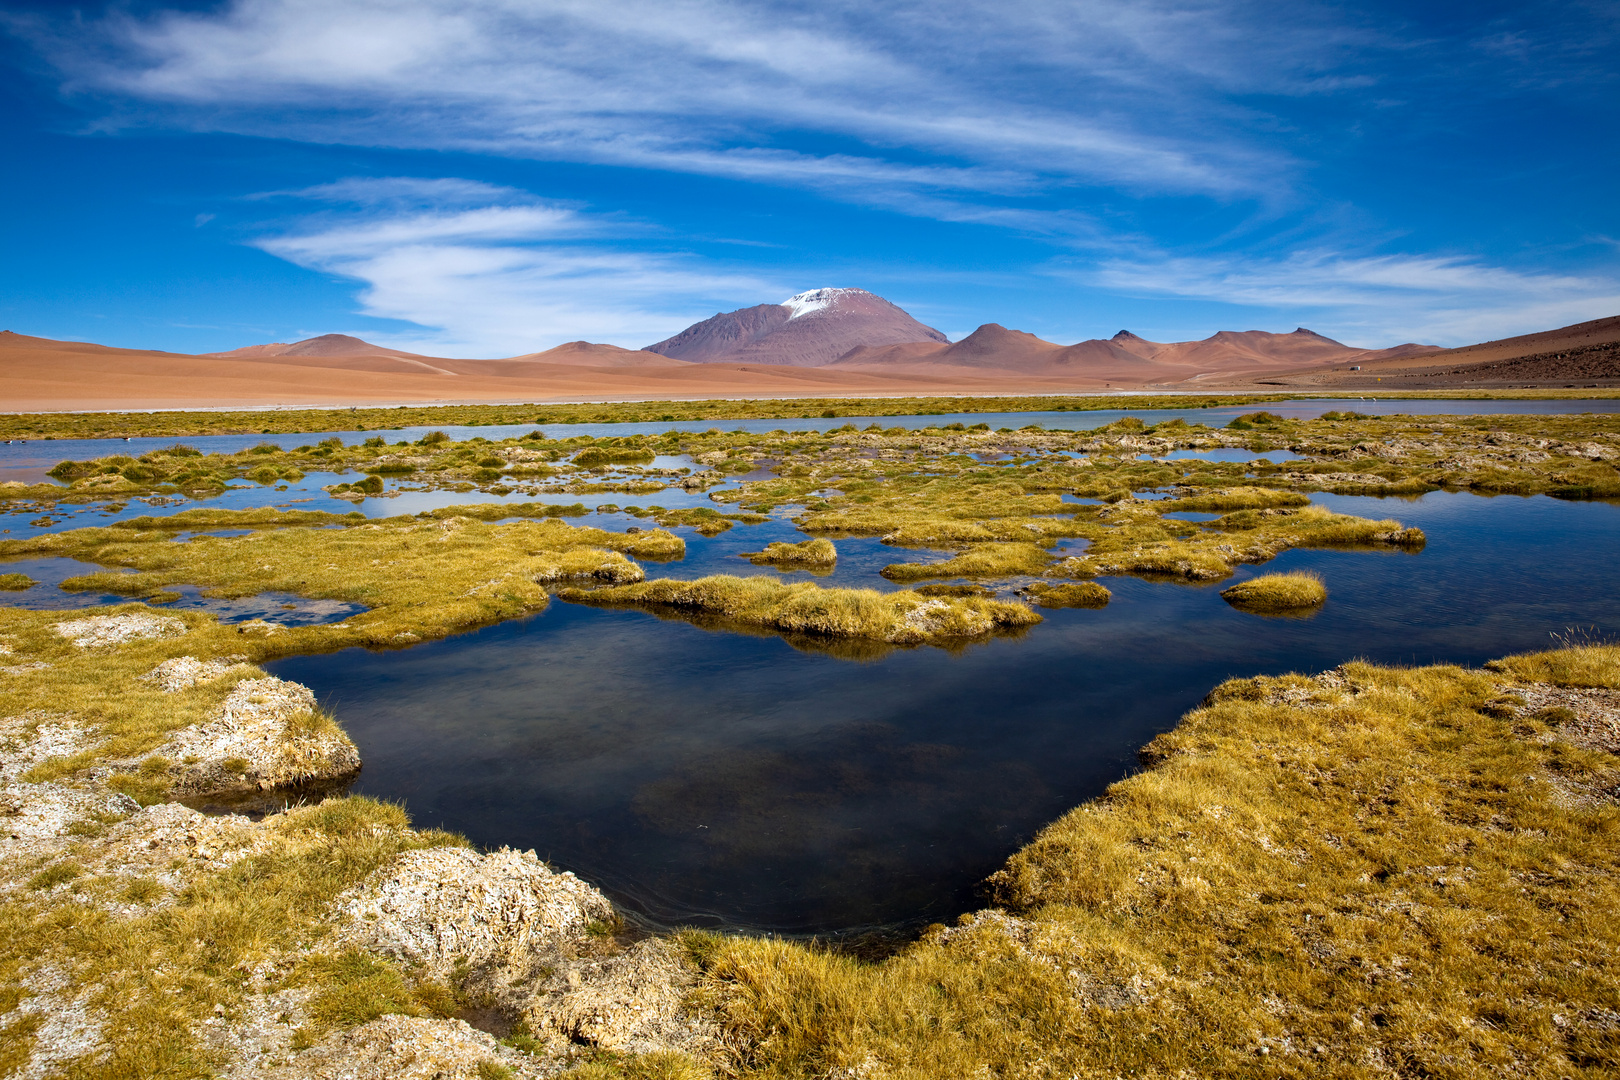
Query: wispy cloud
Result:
<box><xmin>7</xmin><ymin>0</ymin><xmax>1616</xmax><ymax>348</ymax></box>
<box><xmin>1086</xmin><ymin>250</ymin><xmax>1620</xmax><ymax>345</ymax></box>
<box><xmin>252</xmin><ymin>176</ymin><xmax>773</xmax><ymax>356</ymax></box>
<box><xmin>22</xmin><ymin>0</ymin><xmax>1355</xmax><ymax>210</ymax></box>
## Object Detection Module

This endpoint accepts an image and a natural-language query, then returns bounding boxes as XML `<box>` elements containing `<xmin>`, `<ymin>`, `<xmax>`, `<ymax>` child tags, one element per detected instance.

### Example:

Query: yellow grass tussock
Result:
<box><xmin>1220</xmin><ymin>570</ymin><xmax>1328</xmax><ymax>611</ymax></box>
<box><xmin>738</xmin><ymin>538</ymin><xmax>837</xmax><ymax>567</ymax></box>
<box><xmin>559</xmin><ymin>574</ymin><xmax>1040</xmax><ymax>645</ymax></box>
<box><xmin>691</xmin><ymin>646</ymin><xmax>1620</xmax><ymax>1077</ymax></box>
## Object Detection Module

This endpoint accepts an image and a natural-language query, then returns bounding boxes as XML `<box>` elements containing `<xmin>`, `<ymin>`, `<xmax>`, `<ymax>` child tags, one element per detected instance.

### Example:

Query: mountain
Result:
<box><xmin>208</xmin><ymin>334</ymin><xmax>411</xmax><ymax>359</ymax></box>
<box><xmin>1372</xmin><ymin>314</ymin><xmax>1620</xmax><ymax>368</ymax></box>
<box><xmin>834</xmin><ymin>324</ymin><xmax>1441</xmax><ymax>380</ymax></box>
<box><xmin>503</xmin><ymin>340</ymin><xmax>693</xmax><ymax>367</ymax></box>
<box><xmin>1261</xmin><ymin>314</ymin><xmax>1620</xmax><ymax>389</ymax></box>
<box><xmin>1108</xmin><ymin>327</ymin><xmax>1443</xmax><ymax>369</ymax></box>
<box><xmin>836</xmin><ymin>324</ymin><xmax>1103</xmax><ymax>372</ymax></box>
<box><xmin>642</xmin><ymin>288</ymin><xmax>949</xmax><ymax>367</ymax></box>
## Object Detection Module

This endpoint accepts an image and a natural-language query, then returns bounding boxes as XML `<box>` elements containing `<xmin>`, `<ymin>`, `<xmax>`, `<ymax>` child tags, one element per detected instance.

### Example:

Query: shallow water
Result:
<box><xmin>5</xmin><ymin>398</ymin><xmax>1612</xmax><ymax>538</ymax></box>
<box><xmin>0</xmin><ymin>459</ymin><xmax>729</xmax><ymax>540</ymax></box>
<box><xmin>5</xmin><ymin>397</ymin><xmax>1615</xmax><ymax>484</ymax></box>
<box><xmin>0</xmin><ymin>555</ymin><xmax>363</xmax><ymax>623</ymax></box>
<box><xmin>263</xmin><ymin>490</ymin><xmax>1620</xmax><ymax>936</ymax></box>
<box><xmin>8</xmin><ymin>399</ymin><xmax>1618</xmax><ymax>934</ymax></box>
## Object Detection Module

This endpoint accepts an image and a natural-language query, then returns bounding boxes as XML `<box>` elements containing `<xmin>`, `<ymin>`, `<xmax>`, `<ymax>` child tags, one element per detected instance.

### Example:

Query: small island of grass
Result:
<box><xmin>1220</xmin><ymin>570</ymin><xmax>1328</xmax><ymax>611</ymax></box>
<box><xmin>738</xmin><ymin>537</ymin><xmax>837</xmax><ymax>567</ymax></box>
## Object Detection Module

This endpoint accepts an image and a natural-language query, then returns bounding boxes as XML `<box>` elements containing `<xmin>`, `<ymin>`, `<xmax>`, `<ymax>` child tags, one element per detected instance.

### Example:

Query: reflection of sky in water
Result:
<box><xmin>0</xmin><ymin>555</ymin><xmax>363</xmax><ymax>624</ymax></box>
<box><xmin>7</xmin><ymin>403</ymin><xmax>1620</xmax><ymax>936</ymax></box>
<box><xmin>4</xmin><ymin>397</ymin><xmax>1614</xmax><ymax>484</ymax></box>
<box><xmin>0</xmin><ymin>455</ymin><xmax>739</xmax><ymax>540</ymax></box>
<box><xmin>264</xmin><ymin>490</ymin><xmax>1620</xmax><ymax>935</ymax></box>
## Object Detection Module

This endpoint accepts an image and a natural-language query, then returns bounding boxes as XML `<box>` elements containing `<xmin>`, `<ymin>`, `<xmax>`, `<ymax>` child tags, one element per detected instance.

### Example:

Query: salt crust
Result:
<box><xmin>255</xmin><ymin>1015</ymin><xmax>555</xmax><ymax>1080</ymax></box>
<box><xmin>51</xmin><ymin>612</ymin><xmax>186</xmax><ymax>648</ymax></box>
<box><xmin>331</xmin><ymin>846</ymin><xmax>615</xmax><ymax>973</ymax></box>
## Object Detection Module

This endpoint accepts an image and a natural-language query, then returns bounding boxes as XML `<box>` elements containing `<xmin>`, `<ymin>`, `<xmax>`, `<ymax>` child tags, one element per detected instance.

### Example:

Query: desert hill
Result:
<box><xmin>832</xmin><ymin>322</ymin><xmax>1430</xmax><ymax>383</ymax></box>
<box><xmin>0</xmin><ymin>328</ymin><xmax>1112</xmax><ymax>412</ymax></box>
<box><xmin>1230</xmin><ymin>314</ymin><xmax>1620</xmax><ymax>390</ymax></box>
<box><xmin>505</xmin><ymin>341</ymin><xmax>692</xmax><ymax>367</ymax></box>
<box><xmin>8</xmin><ymin>303</ymin><xmax>1613</xmax><ymax>410</ymax></box>
<box><xmin>643</xmin><ymin>288</ymin><xmax>948</xmax><ymax>367</ymax></box>
<box><xmin>208</xmin><ymin>334</ymin><xmax>413</xmax><ymax>359</ymax></box>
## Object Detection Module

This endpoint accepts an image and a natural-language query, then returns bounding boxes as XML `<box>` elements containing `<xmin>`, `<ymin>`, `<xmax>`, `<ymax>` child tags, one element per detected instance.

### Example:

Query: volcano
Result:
<box><xmin>642</xmin><ymin>288</ymin><xmax>948</xmax><ymax>367</ymax></box>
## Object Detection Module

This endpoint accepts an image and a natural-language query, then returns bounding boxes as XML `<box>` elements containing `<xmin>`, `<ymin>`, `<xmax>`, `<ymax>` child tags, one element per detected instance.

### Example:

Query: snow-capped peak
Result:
<box><xmin>781</xmin><ymin>287</ymin><xmax>859</xmax><ymax>319</ymax></box>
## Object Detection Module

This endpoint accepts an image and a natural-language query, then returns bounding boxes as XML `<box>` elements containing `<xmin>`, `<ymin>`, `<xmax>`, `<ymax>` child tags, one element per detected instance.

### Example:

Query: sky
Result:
<box><xmin>1</xmin><ymin>0</ymin><xmax>1617</xmax><ymax>358</ymax></box>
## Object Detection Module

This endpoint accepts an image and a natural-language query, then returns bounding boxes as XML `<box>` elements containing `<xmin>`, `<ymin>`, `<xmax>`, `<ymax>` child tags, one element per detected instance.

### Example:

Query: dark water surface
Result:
<box><xmin>266</xmin><ymin>491</ymin><xmax>1620</xmax><ymax>937</ymax></box>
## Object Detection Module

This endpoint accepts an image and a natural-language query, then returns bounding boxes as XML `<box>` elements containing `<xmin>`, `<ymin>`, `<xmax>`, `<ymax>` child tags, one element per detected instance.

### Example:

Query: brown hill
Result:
<box><xmin>208</xmin><ymin>334</ymin><xmax>419</xmax><ymax>359</ymax></box>
<box><xmin>1254</xmin><ymin>315</ymin><xmax>1620</xmax><ymax>390</ymax></box>
<box><xmin>503</xmin><ymin>341</ymin><xmax>690</xmax><ymax>367</ymax></box>
<box><xmin>833</xmin><ymin>324</ymin><xmax>1148</xmax><ymax>377</ymax></box>
<box><xmin>834</xmin><ymin>324</ymin><xmax>1418</xmax><ymax>383</ymax></box>
<box><xmin>1108</xmin><ymin>327</ymin><xmax>1443</xmax><ymax>371</ymax></box>
<box><xmin>643</xmin><ymin>288</ymin><xmax>948</xmax><ymax>367</ymax></box>
<box><xmin>0</xmin><ymin>329</ymin><xmax>1123</xmax><ymax>412</ymax></box>
<box><xmin>1399</xmin><ymin>314</ymin><xmax>1620</xmax><ymax>368</ymax></box>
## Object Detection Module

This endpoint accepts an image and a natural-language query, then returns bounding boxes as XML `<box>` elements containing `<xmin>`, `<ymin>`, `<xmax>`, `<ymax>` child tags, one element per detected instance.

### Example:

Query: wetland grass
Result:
<box><xmin>0</xmin><ymin>794</ymin><xmax>466</xmax><ymax>1076</ymax></box>
<box><xmin>0</xmin><ymin>394</ymin><xmax>1298</xmax><ymax>440</ymax></box>
<box><xmin>0</xmin><ymin>511</ymin><xmax>684</xmax><ymax>650</ymax></box>
<box><xmin>559</xmin><ymin>574</ymin><xmax>1040</xmax><ymax>645</ymax></box>
<box><xmin>0</xmin><ymin>573</ymin><xmax>33</xmax><ymax>590</ymax></box>
<box><xmin>911</xmin><ymin>583</ymin><xmax>996</xmax><ymax>598</ymax></box>
<box><xmin>879</xmin><ymin>541</ymin><xmax>1052</xmax><ymax>582</ymax></box>
<box><xmin>5</xmin><ymin>406</ymin><xmax>1620</xmax><ymax>1076</ymax></box>
<box><xmin>738</xmin><ymin>538</ymin><xmax>838</xmax><ymax>568</ymax></box>
<box><xmin>691</xmin><ymin>645</ymin><xmax>1620</xmax><ymax>1078</ymax></box>
<box><xmin>1020</xmin><ymin>581</ymin><xmax>1112</xmax><ymax>608</ymax></box>
<box><xmin>1220</xmin><ymin>570</ymin><xmax>1328</xmax><ymax>612</ymax></box>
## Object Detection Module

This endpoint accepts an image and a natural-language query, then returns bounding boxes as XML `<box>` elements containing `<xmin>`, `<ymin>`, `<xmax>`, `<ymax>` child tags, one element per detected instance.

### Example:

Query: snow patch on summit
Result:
<box><xmin>782</xmin><ymin>288</ymin><xmax>856</xmax><ymax>319</ymax></box>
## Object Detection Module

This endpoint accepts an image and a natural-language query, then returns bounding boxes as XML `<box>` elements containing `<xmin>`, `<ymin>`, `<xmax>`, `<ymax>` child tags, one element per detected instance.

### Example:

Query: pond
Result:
<box><xmin>5</xmin><ymin>397</ymin><xmax>1617</xmax><ymax>484</ymax></box>
<box><xmin>7</xmin><ymin>400</ymin><xmax>1618</xmax><ymax>936</ymax></box>
<box><xmin>262</xmin><ymin>489</ymin><xmax>1620</xmax><ymax>938</ymax></box>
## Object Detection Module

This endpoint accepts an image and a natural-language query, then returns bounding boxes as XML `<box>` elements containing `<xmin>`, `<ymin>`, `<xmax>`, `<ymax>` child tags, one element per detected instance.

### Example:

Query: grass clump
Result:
<box><xmin>296</xmin><ymin>947</ymin><xmax>452</xmax><ymax>1042</ymax></box>
<box><xmin>1161</xmin><ymin>486</ymin><xmax>1309</xmax><ymax>512</ymax></box>
<box><xmin>1486</xmin><ymin>640</ymin><xmax>1620</xmax><ymax>687</ymax></box>
<box><xmin>738</xmin><ymin>538</ymin><xmax>837</xmax><ymax>567</ymax></box>
<box><xmin>1220</xmin><ymin>570</ymin><xmax>1327</xmax><ymax>611</ymax></box>
<box><xmin>27</xmin><ymin>861</ymin><xmax>84</xmax><ymax>890</ymax></box>
<box><xmin>559</xmin><ymin>574</ymin><xmax>1039</xmax><ymax>646</ymax></box>
<box><xmin>880</xmin><ymin>542</ymin><xmax>1052</xmax><ymax>582</ymax></box>
<box><xmin>0</xmin><ymin>795</ymin><xmax>464</xmax><ymax>1075</ymax></box>
<box><xmin>560</xmin><ymin>1051</ymin><xmax>712</xmax><ymax>1079</ymax></box>
<box><xmin>531</xmin><ymin>548</ymin><xmax>647</xmax><ymax>584</ymax></box>
<box><xmin>574</xmin><ymin>446</ymin><xmax>655</xmax><ymax>468</ymax></box>
<box><xmin>1</xmin><ymin>510</ymin><xmax>682</xmax><ymax>651</ymax></box>
<box><xmin>0</xmin><ymin>573</ymin><xmax>34</xmax><ymax>590</ymax></box>
<box><xmin>1022</xmin><ymin>581</ymin><xmax>1111</xmax><ymax>608</ymax></box>
<box><xmin>692</xmin><ymin>649</ymin><xmax>1620</xmax><ymax>1077</ymax></box>
<box><xmin>912</xmin><ymin>583</ymin><xmax>995</xmax><ymax>598</ymax></box>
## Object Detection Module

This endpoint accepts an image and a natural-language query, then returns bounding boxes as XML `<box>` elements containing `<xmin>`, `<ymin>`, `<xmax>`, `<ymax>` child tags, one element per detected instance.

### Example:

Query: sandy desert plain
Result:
<box><xmin>3</xmin><ymin>308</ymin><xmax>1620</xmax><ymax>1080</ymax></box>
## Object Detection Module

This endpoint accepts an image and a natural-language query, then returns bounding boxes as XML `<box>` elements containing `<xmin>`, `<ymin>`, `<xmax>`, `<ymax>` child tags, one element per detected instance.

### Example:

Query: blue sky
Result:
<box><xmin>1</xmin><ymin>0</ymin><xmax>1617</xmax><ymax>357</ymax></box>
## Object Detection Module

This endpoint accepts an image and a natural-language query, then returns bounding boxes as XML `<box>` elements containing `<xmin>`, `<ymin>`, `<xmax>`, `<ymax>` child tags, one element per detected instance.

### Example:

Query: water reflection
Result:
<box><xmin>267</xmin><ymin>490</ymin><xmax>1620</xmax><ymax>936</ymax></box>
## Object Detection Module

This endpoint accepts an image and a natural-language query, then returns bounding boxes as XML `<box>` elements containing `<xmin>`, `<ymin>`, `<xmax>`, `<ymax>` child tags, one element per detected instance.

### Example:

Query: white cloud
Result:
<box><xmin>27</xmin><ymin>0</ymin><xmax>1342</xmax><ymax>207</ymax></box>
<box><xmin>1087</xmin><ymin>250</ymin><xmax>1620</xmax><ymax>345</ymax></box>
<box><xmin>252</xmin><ymin>176</ymin><xmax>773</xmax><ymax>356</ymax></box>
